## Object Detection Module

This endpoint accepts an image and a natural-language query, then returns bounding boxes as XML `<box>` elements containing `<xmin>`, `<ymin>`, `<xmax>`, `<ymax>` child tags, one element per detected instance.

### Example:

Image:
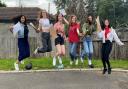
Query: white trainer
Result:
<box><xmin>75</xmin><ymin>59</ymin><xmax>78</xmax><ymax>65</ymax></box>
<box><xmin>14</xmin><ymin>62</ymin><xmax>19</xmax><ymax>71</ymax></box>
<box><xmin>70</xmin><ymin>61</ymin><xmax>73</xmax><ymax>65</ymax></box>
<box><xmin>58</xmin><ymin>56</ymin><xmax>62</xmax><ymax>64</ymax></box>
<box><xmin>34</xmin><ymin>47</ymin><xmax>39</xmax><ymax>54</ymax></box>
<box><xmin>20</xmin><ymin>60</ymin><xmax>24</xmax><ymax>64</ymax></box>
<box><xmin>53</xmin><ymin>57</ymin><xmax>56</xmax><ymax>66</ymax></box>
<box><xmin>80</xmin><ymin>57</ymin><xmax>84</xmax><ymax>63</ymax></box>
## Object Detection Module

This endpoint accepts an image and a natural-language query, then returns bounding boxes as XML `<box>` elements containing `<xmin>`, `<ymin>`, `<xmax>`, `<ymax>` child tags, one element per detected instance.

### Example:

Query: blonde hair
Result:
<box><xmin>69</xmin><ymin>15</ymin><xmax>77</xmax><ymax>25</ymax></box>
<box><xmin>37</xmin><ymin>10</ymin><xmax>49</xmax><ymax>19</ymax></box>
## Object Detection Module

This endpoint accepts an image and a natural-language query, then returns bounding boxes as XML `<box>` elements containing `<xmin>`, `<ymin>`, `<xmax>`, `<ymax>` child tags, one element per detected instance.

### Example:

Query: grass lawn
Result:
<box><xmin>0</xmin><ymin>57</ymin><xmax>128</xmax><ymax>71</ymax></box>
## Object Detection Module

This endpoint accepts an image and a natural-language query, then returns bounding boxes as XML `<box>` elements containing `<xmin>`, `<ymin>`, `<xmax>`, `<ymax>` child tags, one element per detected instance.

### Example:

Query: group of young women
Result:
<box><xmin>9</xmin><ymin>10</ymin><xmax>124</xmax><ymax>74</ymax></box>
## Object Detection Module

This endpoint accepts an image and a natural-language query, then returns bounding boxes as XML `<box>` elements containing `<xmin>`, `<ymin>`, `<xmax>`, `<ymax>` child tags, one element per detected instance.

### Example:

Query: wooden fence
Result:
<box><xmin>0</xmin><ymin>36</ymin><xmax>127</xmax><ymax>59</ymax></box>
<box><xmin>0</xmin><ymin>23</ymin><xmax>127</xmax><ymax>59</ymax></box>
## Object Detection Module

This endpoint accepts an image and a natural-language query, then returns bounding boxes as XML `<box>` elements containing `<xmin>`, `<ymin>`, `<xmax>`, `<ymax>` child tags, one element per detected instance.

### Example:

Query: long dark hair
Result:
<box><xmin>86</xmin><ymin>15</ymin><xmax>94</xmax><ymax>25</ymax></box>
<box><xmin>55</xmin><ymin>14</ymin><xmax>63</xmax><ymax>23</ymax></box>
<box><xmin>101</xmin><ymin>19</ymin><xmax>111</xmax><ymax>30</ymax></box>
<box><xmin>12</xmin><ymin>15</ymin><xmax>27</xmax><ymax>25</ymax></box>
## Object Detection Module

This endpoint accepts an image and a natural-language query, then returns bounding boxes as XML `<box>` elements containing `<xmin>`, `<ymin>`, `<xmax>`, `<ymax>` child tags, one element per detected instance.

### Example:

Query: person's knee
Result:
<box><xmin>89</xmin><ymin>52</ymin><xmax>93</xmax><ymax>56</ymax></box>
<box><xmin>86</xmin><ymin>52</ymin><xmax>89</xmax><ymax>56</ymax></box>
<box><xmin>57</xmin><ymin>51</ymin><xmax>62</xmax><ymax>56</ymax></box>
<box><xmin>70</xmin><ymin>51</ymin><xmax>74</xmax><ymax>56</ymax></box>
<box><xmin>90</xmin><ymin>50</ymin><xmax>93</xmax><ymax>54</ymax></box>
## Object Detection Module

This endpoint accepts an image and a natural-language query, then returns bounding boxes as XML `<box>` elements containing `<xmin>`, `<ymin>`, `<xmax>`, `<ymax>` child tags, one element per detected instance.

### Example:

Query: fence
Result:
<box><xmin>0</xmin><ymin>23</ymin><xmax>127</xmax><ymax>59</ymax></box>
<box><xmin>0</xmin><ymin>36</ymin><xmax>127</xmax><ymax>59</ymax></box>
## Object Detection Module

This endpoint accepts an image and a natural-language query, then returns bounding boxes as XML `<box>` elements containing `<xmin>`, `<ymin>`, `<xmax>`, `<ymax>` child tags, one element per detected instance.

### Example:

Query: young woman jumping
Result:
<box><xmin>96</xmin><ymin>16</ymin><xmax>124</xmax><ymax>74</ymax></box>
<box><xmin>80</xmin><ymin>15</ymin><xmax>95</xmax><ymax>68</ymax></box>
<box><xmin>66</xmin><ymin>15</ymin><xmax>81</xmax><ymax>65</ymax></box>
<box><xmin>52</xmin><ymin>14</ymin><xmax>67</xmax><ymax>67</ymax></box>
<box><xmin>9</xmin><ymin>15</ymin><xmax>30</xmax><ymax>71</ymax></box>
<box><xmin>34</xmin><ymin>10</ymin><xmax>52</xmax><ymax>54</ymax></box>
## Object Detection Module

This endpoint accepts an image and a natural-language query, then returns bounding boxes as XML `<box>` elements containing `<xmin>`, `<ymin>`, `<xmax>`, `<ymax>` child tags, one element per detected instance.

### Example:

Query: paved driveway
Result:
<box><xmin>0</xmin><ymin>70</ymin><xmax>128</xmax><ymax>89</ymax></box>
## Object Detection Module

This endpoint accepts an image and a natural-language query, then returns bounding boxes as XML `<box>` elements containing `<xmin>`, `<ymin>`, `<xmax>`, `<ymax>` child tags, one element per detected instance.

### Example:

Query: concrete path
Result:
<box><xmin>0</xmin><ymin>70</ymin><xmax>128</xmax><ymax>89</ymax></box>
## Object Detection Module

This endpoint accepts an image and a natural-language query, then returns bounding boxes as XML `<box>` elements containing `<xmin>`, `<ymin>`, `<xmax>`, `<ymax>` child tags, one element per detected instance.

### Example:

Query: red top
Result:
<box><xmin>68</xmin><ymin>23</ymin><xmax>80</xmax><ymax>43</ymax></box>
<box><xmin>105</xmin><ymin>27</ymin><xmax>110</xmax><ymax>39</ymax></box>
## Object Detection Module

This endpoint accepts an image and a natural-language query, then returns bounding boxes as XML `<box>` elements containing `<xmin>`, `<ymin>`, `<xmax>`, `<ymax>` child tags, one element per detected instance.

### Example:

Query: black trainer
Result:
<box><xmin>108</xmin><ymin>68</ymin><xmax>111</xmax><ymax>74</ymax></box>
<box><xmin>88</xmin><ymin>64</ymin><xmax>94</xmax><ymax>68</ymax></box>
<box><xmin>102</xmin><ymin>69</ymin><xmax>107</xmax><ymax>74</ymax></box>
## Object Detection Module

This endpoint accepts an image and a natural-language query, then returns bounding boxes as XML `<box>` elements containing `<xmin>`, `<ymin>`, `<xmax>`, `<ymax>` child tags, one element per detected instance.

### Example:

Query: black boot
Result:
<box><xmin>108</xmin><ymin>68</ymin><xmax>111</xmax><ymax>74</ymax></box>
<box><xmin>102</xmin><ymin>69</ymin><xmax>107</xmax><ymax>74</ymax></box>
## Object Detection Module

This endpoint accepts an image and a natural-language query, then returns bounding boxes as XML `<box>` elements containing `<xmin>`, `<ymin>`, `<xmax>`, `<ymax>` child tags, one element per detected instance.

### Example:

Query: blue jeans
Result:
<box><xmin>69</xmin><ymin>42</ymin><xmax>78</xmax><ymax>61</ymax></box>
<box><xmin>81</xmin><ymin>37</ymin><xmax>93</xmax><ymax>60</ymax></box>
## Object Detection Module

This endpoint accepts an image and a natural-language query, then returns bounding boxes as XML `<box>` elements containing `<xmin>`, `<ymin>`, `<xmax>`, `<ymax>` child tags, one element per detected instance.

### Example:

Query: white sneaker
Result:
<box><xmin>80</xmin><ymin>57</ymin><xmax>84</xmax><ymax>63</ymax></box>
<box><xmin>70</xmin><ymin>61</ymin><xmax>73</xmax><ymax>65</ymax></box>
<box><xmin>75</xmin><ymin>59</ymin><xmax>78</xmax><ymax>65</ymax></box>
<box><xmin>34</xmin><ymin>47</ymin><xmax>39</xmax><ymax>54</ymax></box>
<box><xmin>53</xmin><ymin>57</ymin><xmax>56</xmax><ymax>66</ymax></box>
<box><xmin>14</xmin><ymin>62</ymin><xmax>19</xmax><ymax>71</ymax></box>
<box><xmin>20</xmin><ymin>60</ymin><xmax>24</xmax><ymax>64</ymax></box>
<box><xmin>58</xmin><ymin>56</ymin><xmax>62</xmax><ymax>64</ymax></box>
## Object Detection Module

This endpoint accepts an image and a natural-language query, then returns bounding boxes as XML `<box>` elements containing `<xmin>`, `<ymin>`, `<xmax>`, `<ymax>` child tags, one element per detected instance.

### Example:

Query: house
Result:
<box><xmin>0</xmin><ymin>7</ymin><xmax>57</xmax><ymax>37</ymax></box>
<box><xmin>0</xmin><ymin>7</ymin><xmax>42</xmax><ymax>23</ymax></box>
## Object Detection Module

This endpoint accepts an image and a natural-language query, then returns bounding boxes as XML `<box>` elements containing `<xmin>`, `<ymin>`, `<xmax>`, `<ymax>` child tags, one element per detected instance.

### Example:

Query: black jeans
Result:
<box><xmin>38</xmin><ymin>32</ymin><xmax>52</xmax><ymax>53</ymax></box>
<box><xmin>101</xmin><ymin>40</ymin><xmax>112</xmax><ymax>69</ymax></box>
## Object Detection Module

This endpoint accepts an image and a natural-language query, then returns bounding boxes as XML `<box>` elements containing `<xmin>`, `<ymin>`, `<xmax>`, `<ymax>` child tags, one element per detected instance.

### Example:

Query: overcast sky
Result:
<box><xmin>1</xmin><ymin>0</ymin><xmax>57</xmax><ymax>14</ymax></box>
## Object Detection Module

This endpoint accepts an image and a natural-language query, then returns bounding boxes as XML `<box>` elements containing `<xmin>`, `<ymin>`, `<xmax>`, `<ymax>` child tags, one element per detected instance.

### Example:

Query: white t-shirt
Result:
<box><xmin>39</xmin><ymin>18</ymin><xmax>50</xmax><ymax>29</ymax></box>
<box><xmin>97</xmin><ymin>27</ymin><xmax>124</xmax><ymax>46</ymax></box>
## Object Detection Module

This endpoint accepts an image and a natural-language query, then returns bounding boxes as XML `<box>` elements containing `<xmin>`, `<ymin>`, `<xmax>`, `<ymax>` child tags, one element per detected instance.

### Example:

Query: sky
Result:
<box><xmin>1</xmin><ymin>0</ymin><xmax>57</xmax><ymax>14</ymax></box>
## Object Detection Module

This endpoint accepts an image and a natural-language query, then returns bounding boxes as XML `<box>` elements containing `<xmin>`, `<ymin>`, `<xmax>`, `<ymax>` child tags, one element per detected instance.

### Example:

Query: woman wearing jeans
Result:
<box><xmin>34</xmin><ymin>10</ymin><xmax>52</xmax><ymax>54</ymax></box>
<box><xmin>96</xmin><ymin>16</ymin><xmax>124</xmax><ymax>74</ymax></box>
<box><xmin>66</xmin><ymin>15</ymin><xmax>81</xmax><ymax>65</ymax></box>
<box><xmin>80</xmin><ymin>15</ymin><xmax>95</xmax><ymax>68</ymax></box>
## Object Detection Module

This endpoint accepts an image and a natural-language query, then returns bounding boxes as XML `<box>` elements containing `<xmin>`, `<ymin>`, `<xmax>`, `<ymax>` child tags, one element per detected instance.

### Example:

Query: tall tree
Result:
<box><xmin>54</xmin><ymin>0</ymin><xmax>94</xmax><ymax>24</ymax></box>
<box><xmin>0</xmin><ymin>0</ymin><xmax>6</xmax><ymax>7</ymax></box>
<box><xmin>54</xmin><ymin>0</ymin><xmax>128</xmax><ymax>27</ymax></box>
<box><xmin>96</xmin><ymin>0</ymin><xmax>128</xmax><ymax>28</ymax></box>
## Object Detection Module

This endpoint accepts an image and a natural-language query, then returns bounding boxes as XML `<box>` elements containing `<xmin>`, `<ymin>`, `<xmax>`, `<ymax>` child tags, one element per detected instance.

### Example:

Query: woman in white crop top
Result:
<box><xmin>34</xmin><ymin>10</ymin><xmax>52</xmax><ymax>54</ymax></box>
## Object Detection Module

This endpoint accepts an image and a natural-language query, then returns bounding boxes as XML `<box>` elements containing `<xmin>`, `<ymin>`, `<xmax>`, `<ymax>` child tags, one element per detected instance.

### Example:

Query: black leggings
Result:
<box><xmin>101</xmin><ymin>40</ymin><xmax>112</xmax><ymax>69</ymax></box>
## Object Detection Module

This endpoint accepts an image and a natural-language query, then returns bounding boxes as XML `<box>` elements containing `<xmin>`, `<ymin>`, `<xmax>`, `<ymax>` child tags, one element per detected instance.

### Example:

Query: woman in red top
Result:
<box><xmin>65</xmin><ymin>15</ymin><xmax>81</xmax><ymax>65</ymax></box>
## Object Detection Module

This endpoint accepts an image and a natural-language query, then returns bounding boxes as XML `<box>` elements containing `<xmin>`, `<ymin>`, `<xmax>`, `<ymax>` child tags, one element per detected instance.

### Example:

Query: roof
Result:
<box><xmin>0</xmin><ymin>7</ymin><xmax>42</xmax><ymax>22</ymax></box>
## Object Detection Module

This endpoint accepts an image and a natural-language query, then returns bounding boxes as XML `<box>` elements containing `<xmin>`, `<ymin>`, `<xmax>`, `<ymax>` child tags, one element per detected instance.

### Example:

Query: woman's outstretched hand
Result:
<box><xmin>96</xmin><ymin>16</ymin><xmax>102</xmax><ymax>32</ymax></box>
<box><xmin>8</xmin><ymin>24</ymin><xmax>13</xmax><ymax>33</ymax></box>
<box><xmin>96</xmin><ymin>16</ymin><xmax>100</xmax><ymax>24</ymax></box>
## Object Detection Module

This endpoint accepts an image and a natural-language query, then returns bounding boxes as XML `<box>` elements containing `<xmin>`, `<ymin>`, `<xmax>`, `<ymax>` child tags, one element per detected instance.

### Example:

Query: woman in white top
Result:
<box><xmin>96</xmin><ymin>16</ymin><xmax>124</xmax><ymax>74</ymax></box>
<box><xmin>9</xmin><ymin>15</ymin><xmax>30</xmax><ymax>71</ymax></box>
<box><xmin>34</xmin><ymin>10</ymin><xmax>52</xmax><ymax>54</ymax></box>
